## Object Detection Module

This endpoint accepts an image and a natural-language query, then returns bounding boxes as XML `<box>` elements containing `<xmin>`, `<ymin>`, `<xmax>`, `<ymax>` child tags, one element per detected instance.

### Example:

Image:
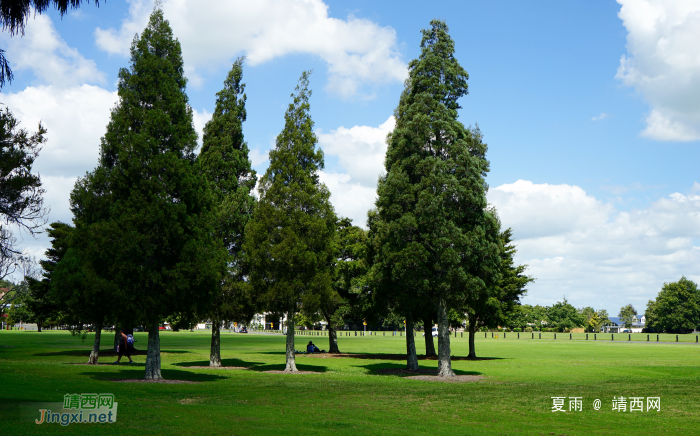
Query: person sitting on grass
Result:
<box><xmin>114</xmin><ymin>330</ymin><xmax>133</xmax><ymax>364</ymax></box>
<box><xmin>306</xmin><ymin>341</ymin><xmax>322</xmax><ymax>353</ymax></box>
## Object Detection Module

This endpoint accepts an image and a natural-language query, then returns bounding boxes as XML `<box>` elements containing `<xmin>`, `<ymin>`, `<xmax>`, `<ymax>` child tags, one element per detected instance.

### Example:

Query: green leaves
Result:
<box><xmin>245</xmin><ymin>71</ymin><xmax>336</xmax><ymax>315</ymax></box>
<box><xmin>73</xmin><ymin>6</ymin><xmax>226</xmax><ymax>327</ymax></box>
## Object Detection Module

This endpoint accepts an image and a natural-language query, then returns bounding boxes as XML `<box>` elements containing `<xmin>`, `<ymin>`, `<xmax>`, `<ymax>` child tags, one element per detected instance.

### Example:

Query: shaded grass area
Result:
<box><xmin>1</xmin><ymin>330</ymin><xmax>699</xmax><ymax>435</ymax></box>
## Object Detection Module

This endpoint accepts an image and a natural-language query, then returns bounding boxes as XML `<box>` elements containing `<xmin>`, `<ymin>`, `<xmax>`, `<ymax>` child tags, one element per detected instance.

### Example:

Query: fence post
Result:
<box><xmin>696</xmin><ymin>335</ymin><xmax>698</xmax><ymax>343</ymax></box>
<box><xmin>355</xmin><ymin>331</ymin><xmax>357</xmax><ymax>336</ymax></box>
<box><xmin>647</xmin><ymin>334</ymin><xmax>649</xmax><ymax>341</ymax></box>
<box><xmin>570</xmin><ymin>333</ymin><xmax>572</xmax><ymax>340</ymax></box>
<box><xmin>676</xmin><ymin>335</ymin><xmax>678</xmax><ymax>342</ymax></box>
<box><xmin>492</xmin><ymin>332</ymin><xmax>494</xmax><ymax>339</ymax></box>
<box><xmin>539</xmin><ymin>333</ymin><xmax>541</xmax><ymax>339</ymax></box>
<box><xmin>612</xmin><ymin>333</ymin><xmax>614</xmax><ymax>341</ymax></box>
<box><xmin>554</xmin><ymin>333</ymin><xmax>557</xmax><ymax>340</ymax></box>
<box><xmin>657</xmin><ymin>334</ymin><xmax>659</xmax><ymax>342</ymax></box>
<box><xmin>504</xmin><ymin>333</ymin><xmax>506</xmax><ymax>339</ymax></box>
<box><xmin>629</xmin><ymin>334</ymin><xmax>631</xmax><ymax>341</ymax></box>
<box><xmin>532</xmin><ymin>333</ymin><xmax>534</xmax><ymax>339</ymax></box>
<box><xmin>461</xmin><ymin>332</ymin><xmax>463</xmax><ymax>338</ymax></box>
<box><xmin>594</xmin><ymin>334</ymin><xmax>596</xmax><ymax>340</ymax></box>
<box><xmin>518</xmin><ymin>332</ymin><xmax>520</xmax><ymax>339</ymax></box>
<box><xmin>485</xmin><ymin>332</ymin><xmax>487</xmax><ymax>339</ymax></box>
<box><xmin>586</xmin><ymin>333</ymin><xmax>588</xmax><ymax>340</ymax></box>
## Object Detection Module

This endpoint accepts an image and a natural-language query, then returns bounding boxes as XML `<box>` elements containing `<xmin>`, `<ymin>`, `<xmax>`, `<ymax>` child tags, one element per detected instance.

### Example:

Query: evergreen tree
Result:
<box><xmin>321</xmin><ymin>217</ymin><xmax>367</xmax><ymax>353</ymax></box>
<box><xmin>646</xmin><ymin>277</ymin><xmax>700</xmax><ymax>333</ymax></box>
<box><xmin>25</xmin><ymin>222</ymin><xmax>71</xmax><ymax>333</ymax></box>
<box><xmin>244</xmin><ymin>71</ymin><xmax>336</xmax><ymax>372</ymax></box>
<box><xmin>465</xmin><ymin>224</ymin><xmax>532</xmax><ymax>358</ymax></box>
<box><xmin>79</xmin><ymin>6</ymin><xmax>226</xmax><ymax>379</ymax></box>
<box><xmin>374</xmin><ymin>20</ymin><xmax>499</xmax><ymax>376</ymax></box>
<box><xmin>198</xmin><ymin>58</ymin><xmax>257</xmax><ymax>367</ymax></box>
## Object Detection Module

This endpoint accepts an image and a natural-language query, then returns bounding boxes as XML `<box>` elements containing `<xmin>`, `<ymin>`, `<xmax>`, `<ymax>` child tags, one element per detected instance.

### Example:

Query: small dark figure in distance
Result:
<box><xmin>114</xmin><ymin>330</ymin><xmax>133</xmax><ymax>364</ymax></box>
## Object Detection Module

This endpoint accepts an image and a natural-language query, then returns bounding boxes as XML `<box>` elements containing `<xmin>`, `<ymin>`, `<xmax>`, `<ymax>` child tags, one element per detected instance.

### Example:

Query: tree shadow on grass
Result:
<box><xmin>34</xmin><ymin>349</ymin><xmax>191</xmax><ymax>357</ymax></box>
<box><xmin>358</xmin><ymin>362</ymin><xmax>482</xmax><ymax>377</ymax></box>
<box><xmin>300</xmin><ymin>352</ymin><xmax>507</xmax><ymax>361</ymax></box>
<box><xmin>79</xmin><ymin>369</ymin><xmax>228</xmax><ymax>382</ymax></box>
<box><xmin>249</xmin><ymin>363</ymin><xmax>328</xmax><ymax>373</ymax></box>
<box><xmin>173</xmin><ymin>358</ymin><xmax>262</xmax><ymax>368</ymax></box>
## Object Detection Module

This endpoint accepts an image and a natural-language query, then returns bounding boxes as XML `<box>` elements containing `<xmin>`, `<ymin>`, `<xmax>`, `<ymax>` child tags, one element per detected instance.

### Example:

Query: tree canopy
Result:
<box><xmin>198</xmin><ymin>57</ymin><xmax>257</xmax><ymax>367</ymax></box>
<box><xmin>73</xmin><ymin>6</ymin><xmax>226</xmax><ymax>379</ymax></box>
<box><xmin>645</xmin><ymin>277</ymin><xmax>699</xmax><ymax>333</ymax></box>
<box><xmin>244</xmin><ymin>71</ymin><xmax>336</xmax><ymax>372</ymax></box>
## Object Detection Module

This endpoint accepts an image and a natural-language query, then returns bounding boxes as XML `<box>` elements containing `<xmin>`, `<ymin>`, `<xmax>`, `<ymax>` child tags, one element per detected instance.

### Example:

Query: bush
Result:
<box><xmin>513</xmin><ymin>328</ymin><xmax>523</xmax><ymax>332</ymax></box>
<box><xmin>524</xmin><ymin>327</ymin><xmax>533</xmax><ymax>333</ymax></box>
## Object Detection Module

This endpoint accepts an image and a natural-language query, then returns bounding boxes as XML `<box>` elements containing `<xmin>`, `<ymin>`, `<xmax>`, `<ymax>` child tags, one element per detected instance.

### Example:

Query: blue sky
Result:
<box><xmin>2</xmin><ymin>0</ymin><xmax>699</xmax><ymax>315</ymax></box>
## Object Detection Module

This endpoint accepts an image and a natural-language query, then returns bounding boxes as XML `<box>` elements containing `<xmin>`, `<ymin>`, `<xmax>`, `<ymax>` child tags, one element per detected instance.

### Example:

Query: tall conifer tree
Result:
<box><xmin>198</xmin><ymin>58</ymin><xmax>257</xmax><ymax>367</ymax></box>
<box><xmin>244</xmin><ymin>72</ymin><xmax>336</xmax><ymax>372</ymax></box>
<box><xmin>374</xmin><ymin>20</ymin><xmax>500</xmax><ymax>377</ymax></box>
<box><xmin>80</xmin><ymin>6</ymin><xmax>226</xmax><ymax>380</ymax></box>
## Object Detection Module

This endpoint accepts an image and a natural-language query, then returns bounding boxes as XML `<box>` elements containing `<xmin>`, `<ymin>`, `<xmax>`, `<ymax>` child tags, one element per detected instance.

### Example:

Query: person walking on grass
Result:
<box><xmin>115</xmin><ymin>330</ymin><xmax>133</xmax><ymax>364</ymax></box>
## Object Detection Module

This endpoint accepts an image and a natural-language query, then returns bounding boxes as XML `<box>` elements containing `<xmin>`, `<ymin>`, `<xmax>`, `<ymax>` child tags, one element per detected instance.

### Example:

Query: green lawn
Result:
<box><xmin>1</xmin><ymin>329</ymin><xmax>698</xmax><ymax>435</ymax></box>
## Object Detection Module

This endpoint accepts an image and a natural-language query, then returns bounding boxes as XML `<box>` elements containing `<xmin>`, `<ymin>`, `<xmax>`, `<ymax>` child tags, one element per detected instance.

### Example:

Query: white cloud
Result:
<box><xmin>1</xmin><ymin>13</ymin><xmax>105</xmax><ymax>88</ymax></box>
<box><xmin>1</xmin><ymin>85</ymin><xmax>118</xmax><ymax>179</ymax></box>
<box><xmin>319</xmin><ymin>171</ymin><xmax>376</xmax><ymax>227</ymax></box>
<box><xmin>591</xmin><ymin>112</ymin><xmax>609</xmax><ymax>121</ymax></box>
<box><xmin>616</xmin><ymin>0</ymin><xmax>700</xmax><ymax>141</ymax></box>
<box><xmin>489</xmin><ymin>180</ymin><xmax>700</xmax><ymax>313</ymax></box>
<box><xmin>191</xmin><ymin>108</ymin><xmax>211</xmax><ymax>147</ymax></box>
<box><xmin>317</xmin><ymin>116</ymin><xmax>393</xmax><ymax>187</ymax></box>
<box><xmin>95</xmin><ymin>0</ymin><xmax>407</xmax><ymax>97</ymax></box>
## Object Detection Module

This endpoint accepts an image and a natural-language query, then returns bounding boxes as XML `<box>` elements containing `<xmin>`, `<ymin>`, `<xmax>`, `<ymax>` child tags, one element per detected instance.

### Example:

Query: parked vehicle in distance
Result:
<box><xmin>422</xmin><ymin>327</ymin><xmax>438</xmax><ymax>337</ymax></box>
<box><xmin>133</xmin><ymin>326</ymin><xmax>144</xmax><ymax>332</ymax></box>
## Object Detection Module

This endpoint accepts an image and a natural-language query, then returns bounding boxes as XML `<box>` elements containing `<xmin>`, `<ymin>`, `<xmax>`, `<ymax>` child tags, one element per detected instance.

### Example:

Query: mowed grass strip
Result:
<box><xmin>1</xmin><ymin>330</ymin><xmax>698</xmax><ymax>435</ymax></box>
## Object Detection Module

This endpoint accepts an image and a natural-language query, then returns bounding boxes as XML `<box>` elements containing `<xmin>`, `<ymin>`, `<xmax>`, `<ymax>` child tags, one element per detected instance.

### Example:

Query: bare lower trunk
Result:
<box><xmin>284</xmin><ymin>309</ymin><xmax>297</xmax><ymax>372</ymax></box>
<box><xmin>405</xmin><ymin>312</ymin><xmax>419</xmax><ymax>371</ymax></box>
<box><xmin>423</xmin><ymin>316</ymin><xmax>436</xmax><ymax>357</ymax></box>
<box><xmin>467</xmin><ymin>319</ymin><xmax>477</xmax><ymax>359</ymax></box>
<box><xmin>328</xmin><ymin>326</ymin><xmax>340</xmax><ymax>353</ymax></box>
<box><xmin>113</xmin><ymin>328</ymin><xmax>120</xmax><ymax>352</ymax></box>
<box><xmin>88</xmin><ymin>323</ymin><xmax>102</xmax><ymax>364</ymax></box>
<box><xmin>210</xmin><ymin>319</ymin><xmax>221</xmax><ymax>367</ymax></box>
<box><xmin>37</xmin><ymin>322</ymin><xmax>42</xmax><ymax>332</ymax></box>
<box><xmin>436</xmin><ymin>298</ymin><xmax>455</xmax><ymax>377</ymax></box>
<box><xmin>144</xmin><ymin>321</ymin><xmax>163</xmax><ymax>380</ymax></box>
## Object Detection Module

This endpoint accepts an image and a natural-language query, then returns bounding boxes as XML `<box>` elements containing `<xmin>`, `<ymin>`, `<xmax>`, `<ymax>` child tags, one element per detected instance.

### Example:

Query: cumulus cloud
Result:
<box><xmin>317</xmin><ymin>116</ymin><xmax>393</xmax><ymax>187</ymax></box>
<box><xmin>2</xmin><ymin>85</ymin><xmax>118</xmax><ymax>179</ymax></box>
<box><xmin>616</xmin><ymin>0</ymin><xmax>700</xmax><ymax>141</ymax></box>
<box><xmin>489</xmin><ymin>180</ymin><xmax>700</xmax><ymax>313</ymax></box>
<box><xmin>1</xmin><ymin>13</ymin><xmax>105</xmax><ymax>88</ymax></box>
<box><xmin>313</xmin><ymin>116</ymin><xmax>393</xmax><ymax>226</ymax></box>
<box><xmin>95</xmin><ymin>0</ymin><xmax>407</xmax><ymax>97</ymax></box>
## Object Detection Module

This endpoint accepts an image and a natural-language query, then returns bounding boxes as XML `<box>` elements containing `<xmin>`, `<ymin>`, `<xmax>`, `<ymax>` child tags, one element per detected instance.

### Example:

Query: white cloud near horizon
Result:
<box><xmin>95</xmin><ymin>0</ymin><xmax>407</xmax><ymax>98</ymax></box>
<box><xmin>616</xmin><ymin>0</ymin><xmax>700</xmax><ymax>141</ymax></box>
<box><xmin>489</xmin><ymin>180</ymin><xmax>700</xmax><ymax>313</ymax></box>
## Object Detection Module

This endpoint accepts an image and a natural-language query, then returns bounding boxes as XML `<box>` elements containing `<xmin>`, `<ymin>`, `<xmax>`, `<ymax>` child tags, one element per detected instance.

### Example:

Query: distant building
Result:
<box><xmin>602</xmin><ymin>315</ymin><xmax>645</xmax><ymax>333</ymax></box>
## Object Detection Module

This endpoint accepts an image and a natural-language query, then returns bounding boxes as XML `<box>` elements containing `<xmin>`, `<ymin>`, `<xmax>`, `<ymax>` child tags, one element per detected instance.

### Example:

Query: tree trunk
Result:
<box><xmin>113</xmin><ymin>328</ymin><xmax>120</xmax><ymax>352</ymax></box>
<box><xmin>37</xmin><ymin>322</ymin><xmax>42</xmax><ymax>332</ymax></box>
<box><xmin>144</xmin><ymin>321</ymin><xmax>163</xmax><ymax>380</ymax></box>
<box><xmin>284</xmin><ymin>309</ymin><xmax>297</xmax><ymax>372</ymax></box>
<box><xmin>88</xmin><ymin>323</ymin><xmax>102</xmax><ymax>364</ymax></box>
<box><xmin>405</xmin><ymin>312</ymin><xmax>419</xmax><ymax>371</ymax></box>
<box><xmin>328</xmin><ymin>326</ymin><xmax>340</xmax><ymax>353</ymax></box>
<box><xmin>436</xmin><ymin>297</ymin><xmax>455</xmax><ymax>377</ymax></box>
<box><xmin>423</xmin><ymin>316</ymin><xmax>436</xmax><ymax>357</ymax></box>
<box><xmin>210</xmin><ymin>318</ymin><xmax>222</xmax><ymax>367</ymax></box>
<box><xmin>468</xmin><ymin>319</ymin><xmax>477</xmax><ymax>359</ymax></box>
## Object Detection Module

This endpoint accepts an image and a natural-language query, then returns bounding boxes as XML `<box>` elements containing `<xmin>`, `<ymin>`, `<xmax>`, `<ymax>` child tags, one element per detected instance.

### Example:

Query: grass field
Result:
<box><xmin>1</xmin><ymin>329</ymin><xmax>699</xmax><ymax>435</ymax></box>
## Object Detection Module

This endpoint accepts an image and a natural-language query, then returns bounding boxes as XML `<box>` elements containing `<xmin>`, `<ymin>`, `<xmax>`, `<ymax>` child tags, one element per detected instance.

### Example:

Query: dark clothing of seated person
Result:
<box><xmin>307</xmin><ymin>342</ymin><xmax>315</xmax><ymax>353</ymax></box>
